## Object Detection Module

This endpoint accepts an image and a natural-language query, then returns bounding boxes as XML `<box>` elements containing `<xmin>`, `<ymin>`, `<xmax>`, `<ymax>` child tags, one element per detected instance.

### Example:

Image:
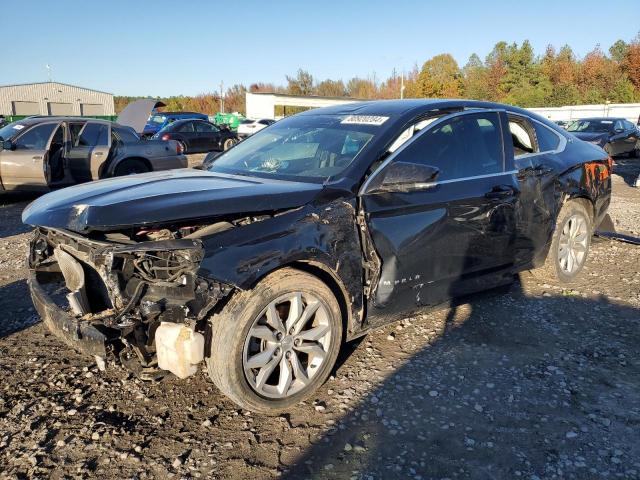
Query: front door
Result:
<box><xmin>195</xmin><ymin>121</ymin><xmax>221</xmax><ymax>151</ymax></box>
<box><xmin>361</xmin><ymin>111</ymin><xmax>518</xmax><ymax>325</ymax></box>
<box><xmin>0</xmin><ymin>122</ymin><xmax>61</xmax><ymax>189</ymax></box>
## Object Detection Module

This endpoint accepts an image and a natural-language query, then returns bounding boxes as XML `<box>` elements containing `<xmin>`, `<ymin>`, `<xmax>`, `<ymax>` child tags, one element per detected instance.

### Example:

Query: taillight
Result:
<box><xmin>161</xmin><ymin>134</ymin><xmax>170</xmax><ymax>141</ymax></box>
<box><xmin>176</xmin><ymin>142</ymin><xmax>184</xmax><ymax>154</ymax></box>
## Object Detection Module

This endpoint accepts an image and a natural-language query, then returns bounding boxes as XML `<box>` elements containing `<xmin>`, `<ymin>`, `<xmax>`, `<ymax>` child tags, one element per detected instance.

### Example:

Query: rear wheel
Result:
<box><xmin>178</xmin><ymin>141</ymin><xmax>188</xmax><ymax>154</ymax></box>
<box><xmin>532</xmin><ymin>200</ymin><xmax>592</xmax><ymax>284</ymax></box>
<box><xmin>223</xmin><ymin>137</ymin><xmax>237</xmax><ymax>150</ymax></box>
<box><xmin>206</xmin><ymin>268</ymin><xmax>342</xmax><ymax>414</ymax></box>
<box><xmin>114</xmin><ymin>159</ymin><xmax>150</xmax><ymax>176</ymax></box>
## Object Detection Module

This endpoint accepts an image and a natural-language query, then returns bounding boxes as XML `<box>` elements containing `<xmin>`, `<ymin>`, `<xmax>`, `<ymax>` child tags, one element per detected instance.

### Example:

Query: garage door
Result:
<box><xmin>80</xmin><ymin>103</ymin><xmax>103</xmax><ymax>116</ymax></box>
<box><xmin>12</xmin><ymin>101</ymin><xmax>40</xmax><ymax>115</ymax></box>
<box><xmin>47</xmin><ymin>102</ymin><xmax>74</xmax><ymax>115</ymax></box>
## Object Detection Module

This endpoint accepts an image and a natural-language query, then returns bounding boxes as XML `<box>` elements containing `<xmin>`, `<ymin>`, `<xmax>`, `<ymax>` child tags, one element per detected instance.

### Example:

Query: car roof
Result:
<box><xmin>296</xmin><ymin>99</ymin><xmax>536</xmax><ymax>118</ymax></box>
<box><xmin>11</xmin><ymin>116</ymin><xmax>113</xmax><ymax>126</ymax></box>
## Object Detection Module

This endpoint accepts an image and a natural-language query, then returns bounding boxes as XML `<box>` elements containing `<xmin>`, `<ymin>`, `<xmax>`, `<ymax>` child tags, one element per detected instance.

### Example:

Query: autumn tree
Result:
<box><xmin>315</xmin><ymin>79</ymin><xmax>347</xmax><ymax>97</ymax></box>
<box><xmin>286</xmin><ymin>69</ymin><xmax>314</xmax><ymax>95</ymax></box>
<box><xmin>622</xmin><ymin>35</ymin><xmax>640</xmax><ymax>93</ymax></box>
<box><xmin>415</xmin><ymin>54</ymin><xmax>463</xmax><ymax>98</ymax></box>
<box><xmin>346</xmin><ymin>77</ymin><xmax>378</xmax><ymax>98</ymax></box>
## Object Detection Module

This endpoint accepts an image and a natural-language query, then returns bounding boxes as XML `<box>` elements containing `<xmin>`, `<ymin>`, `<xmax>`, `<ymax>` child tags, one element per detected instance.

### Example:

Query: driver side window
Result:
<box><xmin>392</xmin><ymin>112</ymin><xmax>504</xmax><ymax>181</ymax></box>
<box><xmin>15</xmin><ymin>123</ymin><xmax>59</xmax><ymax>150</ymax></box>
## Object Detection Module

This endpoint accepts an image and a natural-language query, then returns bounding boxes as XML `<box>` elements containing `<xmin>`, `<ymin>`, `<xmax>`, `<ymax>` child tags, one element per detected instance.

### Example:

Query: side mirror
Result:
<box><xmin>370</xmin><ymin>161</ymin><xmax>440</xmax><ymax>193</ymax></box>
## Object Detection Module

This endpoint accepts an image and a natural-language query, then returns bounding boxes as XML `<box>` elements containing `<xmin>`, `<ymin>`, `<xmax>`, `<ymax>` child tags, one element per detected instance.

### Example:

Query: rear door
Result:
<box><xmin>361</xmin><ymin>111</ymin><xmax>518</xmax><ymax>324</ymax></box>
<box><xmin>507</xmin><ymin>114</ymin><xmax>563</xmax><ymax>268</ymax></box>
<box><xmin>0</xmin><ymin>122</ymin><xmax>60</xmax><ymax>189</ymax></box>
<box><xmin>66</xmin><ymin>122</ymin><xmax>111</xmax><ymax>182</ymax></box>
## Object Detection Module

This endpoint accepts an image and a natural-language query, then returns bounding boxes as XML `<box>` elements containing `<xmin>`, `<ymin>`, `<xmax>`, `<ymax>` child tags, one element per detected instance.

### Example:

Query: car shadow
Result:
<box><xmin>283</xmin><ymin>278</ymin><xmax>640</xmax><ymax>479</ymax></box>
<box><xmin>0</xmin><ymin>279</ymin><xmax>40</xmax><ymax>338</ymax></box>
<box><xmin>0</xmin><ymin>191</ymin><xmax>39</xmax><ymax>239</ymax></box>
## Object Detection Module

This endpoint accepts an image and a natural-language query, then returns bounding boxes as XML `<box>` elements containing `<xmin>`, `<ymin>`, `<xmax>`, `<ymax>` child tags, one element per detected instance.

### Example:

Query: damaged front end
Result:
<box><xmin>28</xmin><ymin>227</ymin><xmax>232</xmax><ymax>379</ymax></box>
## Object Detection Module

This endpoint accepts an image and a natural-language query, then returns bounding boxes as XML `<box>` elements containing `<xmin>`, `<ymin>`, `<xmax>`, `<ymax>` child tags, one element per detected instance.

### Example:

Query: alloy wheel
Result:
<box><xmin>557</xmin><ymin>213</ymin><xmax>588</xmax><ymax>274</ymax></box>
<box><xmin>242</xmin><ymin>292</ymin><xmax>332</xmax><ymax>399</ymax></box>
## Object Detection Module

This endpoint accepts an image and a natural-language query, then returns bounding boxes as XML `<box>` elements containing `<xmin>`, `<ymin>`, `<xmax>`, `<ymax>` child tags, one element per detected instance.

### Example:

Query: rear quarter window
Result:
<box><xmin>533</xmin><ymin>123</ymin><xmax>560</xmax><ymax>152</ymax></box>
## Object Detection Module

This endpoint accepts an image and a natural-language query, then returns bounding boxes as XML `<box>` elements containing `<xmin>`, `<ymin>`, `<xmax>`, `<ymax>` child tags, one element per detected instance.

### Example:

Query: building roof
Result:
<box><xmin>247</xmin><ymin>91</ymin><xmax>361</xmax><ymax>102</ymax></box>
<box><xmin>0</xmin><ymin>81</ymin><xmax>113</xmax><ymax>96</ymax></box>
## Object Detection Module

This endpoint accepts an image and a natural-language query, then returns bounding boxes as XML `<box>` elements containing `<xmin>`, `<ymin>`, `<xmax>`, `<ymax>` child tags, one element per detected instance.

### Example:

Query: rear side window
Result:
<box><xmin>394</xmin><ymin>112</ymin><xmax>503</xmax><ymax>181</ymax></box>
<box><xmin>533</xmin><ymin>123</ymin><xmax>560</xmax><ymax>152</ymax></box>
<box><xmin>77</xmin><ymin>123</ymin><xmax>109</xmax><ymax>147</ymax></box>
<box><xmin>15</xmin><ymin>123</ymin><xmax>58</xmax><ymax>150</ymax></box>
<box><xmin>508</xmin><ymin>119</ymin><xmax>535</xmax><ymax>157</ymax></box>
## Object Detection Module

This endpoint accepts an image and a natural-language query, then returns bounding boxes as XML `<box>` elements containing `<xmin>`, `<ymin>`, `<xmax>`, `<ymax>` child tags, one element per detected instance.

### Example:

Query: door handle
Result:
<box><xmin>485</xmin><ymin>185</ymin><xmax>515</xmax><ymax>199</ymax></box>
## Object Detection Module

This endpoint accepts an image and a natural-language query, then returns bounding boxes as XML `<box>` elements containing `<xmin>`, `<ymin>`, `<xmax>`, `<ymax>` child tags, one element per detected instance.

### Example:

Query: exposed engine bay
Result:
<box><xmin>28</xmin><ymin>218</ymin><xmax>273</xmax><ymax>379</ymax></box>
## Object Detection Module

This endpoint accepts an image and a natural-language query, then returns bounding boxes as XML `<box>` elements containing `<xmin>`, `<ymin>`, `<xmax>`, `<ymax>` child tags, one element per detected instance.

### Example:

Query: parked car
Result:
<box><xmin>567</xmin><ymin>117</ymin><xmax>639</xmax><ymax>157</ymax></box>
<box><xmin>142</xmin><ymin>112</ymin><xmax>209</xmax><ymax>138</ymax></box>
<box><xmin>237</xmin><ymin>118</ymin><xmax>275</xmax><ymax>138</ymax></box>
<box><xmin>153</xmin><ymin>119</ymin><xmax>238</xmax><ymax>154</ymax></box>
<box><xmin>0</xmin><ymin>101</ymin><xmax>187</xmax><ymax>191</ymax></box>
<box><xmin>24</xmin><ymin>99</ymin><xmax>611</xmax><ymax>413</ymax></box>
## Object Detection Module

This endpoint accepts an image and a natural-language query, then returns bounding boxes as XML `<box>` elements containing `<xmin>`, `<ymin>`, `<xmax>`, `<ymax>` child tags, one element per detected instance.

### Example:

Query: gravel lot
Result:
<box><xmin>0</xmin><ymin>157</ymin><xmax>639</xmax><ymax>480</ymax></box>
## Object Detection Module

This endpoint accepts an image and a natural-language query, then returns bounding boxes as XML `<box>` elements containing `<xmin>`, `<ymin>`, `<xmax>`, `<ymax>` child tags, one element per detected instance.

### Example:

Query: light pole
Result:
<box><xmin>219</xmin><ymin>81</ymin><xmax>225</xmax><ymax>113</ymax></box>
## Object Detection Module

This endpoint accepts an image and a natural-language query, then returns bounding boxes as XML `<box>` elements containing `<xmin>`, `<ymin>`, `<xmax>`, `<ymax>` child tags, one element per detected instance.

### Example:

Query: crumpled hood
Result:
<box><xmin>22</xmin><ymin>169</ymin><xmax>323</xmax><ymax>233</ymax></box>
<box><xmin>572</xmin><ymin>132</ymin><xmax>609</xmax><ymax>144</ymax></box>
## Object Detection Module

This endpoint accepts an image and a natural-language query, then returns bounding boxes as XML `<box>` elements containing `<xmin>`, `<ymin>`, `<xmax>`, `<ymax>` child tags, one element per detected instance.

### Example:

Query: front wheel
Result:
<box><xmin>207</xmin><ymin>268</ymin><xmax>342</xmax><ymax>414</ymax></box>
<box><xmin>532</xmin><ymin>200</ymin><xmax>592</xmax><ymax>283</ymax></box>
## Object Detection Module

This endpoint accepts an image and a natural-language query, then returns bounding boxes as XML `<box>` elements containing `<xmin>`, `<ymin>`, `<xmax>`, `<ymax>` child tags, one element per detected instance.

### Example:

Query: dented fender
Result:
<box><xmin>196</xmin><ymin>196</ymin><xmax>365</xmax><ymax>338</ymax></box>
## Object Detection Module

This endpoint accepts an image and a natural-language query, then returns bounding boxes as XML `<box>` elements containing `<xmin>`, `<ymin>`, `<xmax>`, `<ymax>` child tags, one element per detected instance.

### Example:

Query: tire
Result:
<box><xmin>532</xmin><ymin>200</ymin><xmax>592</xmax><ymax>284</ymax></box>
<box><xmin>179</xmin><ymin>141</ymin><xmax>188</xmax><ymax>154</ymax></box>
<box><xmin>223</xmin><ymin>138</ymin><xmax>237</xmax><ymax>150</ymax></box>
<box><xmin>113</xmin><ymin>159</ymin><xmax>150</xmax><ymax>176</ymax></box>
<box><xmin>206</xmin><ymin>268</ymin><xmax>343</xmax><ymax>414</ymax></box>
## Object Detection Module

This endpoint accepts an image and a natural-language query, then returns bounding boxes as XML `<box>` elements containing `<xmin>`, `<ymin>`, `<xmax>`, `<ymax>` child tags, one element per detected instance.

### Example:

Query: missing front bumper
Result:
<box><xmin>29</xmin><ymin>270</ymin><xmax>109</xmax><ymax>358</ymax></box>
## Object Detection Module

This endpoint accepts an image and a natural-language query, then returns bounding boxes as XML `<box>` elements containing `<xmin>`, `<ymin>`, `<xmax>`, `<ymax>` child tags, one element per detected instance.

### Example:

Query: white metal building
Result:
<box><xmin>0</xmin><ymin>82</ymin><xmax>115</xmax><ymax>116</ymax></box>
<box><xmin>245</xmin><ymin>92</ymin><xmax>358</xmax><ymax>120</ymax></box>
<box><xmin>529</xmin><ymin>103</ymin><xmax>640</xmax><ymax>123</ymax></box>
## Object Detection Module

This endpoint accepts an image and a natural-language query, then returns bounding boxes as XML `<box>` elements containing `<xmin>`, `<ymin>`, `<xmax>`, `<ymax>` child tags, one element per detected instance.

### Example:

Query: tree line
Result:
<box><xmin>115</xmin><ymin>35</ymin><xmax>640</xmax><ymax>115</ymax></box>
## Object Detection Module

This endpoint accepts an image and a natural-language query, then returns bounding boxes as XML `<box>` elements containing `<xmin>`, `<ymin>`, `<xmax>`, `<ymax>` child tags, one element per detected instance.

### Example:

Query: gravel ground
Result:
<box><xmin>0</xmin><ymin>157</ymin><xmax>639</xmax><ymax>479</ymax></box>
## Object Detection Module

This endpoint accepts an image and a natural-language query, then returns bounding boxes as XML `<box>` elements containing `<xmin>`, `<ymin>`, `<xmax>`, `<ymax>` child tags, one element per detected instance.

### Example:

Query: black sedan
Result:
<box><xmin>567</xmin><ymin>117</ymin><xmax>639</xmax><ymax>157</ymax></box>
<box><xmin>153</xmin><ymin>119</ymin><xmax>238</xmax><ymax>154</ymax></box>
<box><xmin>23</xmin><ymin>100</ymin><xmax>611</xmax><ymax>413</ymax></box>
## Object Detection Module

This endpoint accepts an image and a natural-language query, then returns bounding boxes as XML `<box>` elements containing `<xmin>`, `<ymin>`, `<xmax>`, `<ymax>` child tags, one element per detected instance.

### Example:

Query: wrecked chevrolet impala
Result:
<box><xmin>23</xmin><ymin>100</ymin><xmax>611</xmax><ymax>412</ymax></box>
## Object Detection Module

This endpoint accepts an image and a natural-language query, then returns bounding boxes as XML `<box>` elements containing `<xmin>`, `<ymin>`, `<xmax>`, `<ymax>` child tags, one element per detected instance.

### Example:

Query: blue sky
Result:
<box><xmin>3</xmin><ymin>0</ymin><xmax>638</xmax><ymax>96</ymax></box>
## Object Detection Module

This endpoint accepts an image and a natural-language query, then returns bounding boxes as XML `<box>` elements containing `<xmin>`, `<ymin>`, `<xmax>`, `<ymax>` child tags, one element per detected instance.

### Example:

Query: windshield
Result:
<box><xmin>207</xmin><ymin>114</ymin><xmax>378</xmax><ymax>181</ymax></box>
<box><xmin>0</xmin><ymin>122</ymin><xmax>26</xmax><ymax>141</ymax></box>
<box><xmin>148</xmin><ymin>114</ymin><xmax>166</xmax><ymax>125</ymax></box>
<box><xmin>567</xmin><ymin>120</ymin><xmax>613</xmax><ymax>133</ymax></box>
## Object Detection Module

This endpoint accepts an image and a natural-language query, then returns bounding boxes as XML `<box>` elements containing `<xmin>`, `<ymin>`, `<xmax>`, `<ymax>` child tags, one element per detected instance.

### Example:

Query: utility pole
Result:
<box><xmin>400</xmin><ymin>71</ymin><xmax>405</xmax><ymax>99</ymax></box>
<box><xmin>45</xmin><ymin>64</ymin><xmax>52</xmax><ymax>82</ymax></box>
<box><xmin>219</xmin><ymin>81</ymin><xmax>225</xmax><ymax>113</ymax></box>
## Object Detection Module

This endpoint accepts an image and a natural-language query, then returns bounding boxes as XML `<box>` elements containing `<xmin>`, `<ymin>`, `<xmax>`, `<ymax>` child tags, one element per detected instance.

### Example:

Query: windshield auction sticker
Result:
<box><xmin>341</xmin><ymin>115</ymin><xmax>389</xmax><ymax>126</ymax></box>
<box><xmin>12</xmin><ymin>124</ymin><xmax>25</xmax><ymax>130</ymax></box>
